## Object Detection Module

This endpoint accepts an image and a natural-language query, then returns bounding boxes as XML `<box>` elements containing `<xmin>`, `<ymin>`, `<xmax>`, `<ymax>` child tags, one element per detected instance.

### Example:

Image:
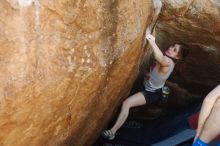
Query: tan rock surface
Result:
<box><xmin>0</xmin><ymin>0</ymin><xmax>155</xmax><ymax>146</ymax></box>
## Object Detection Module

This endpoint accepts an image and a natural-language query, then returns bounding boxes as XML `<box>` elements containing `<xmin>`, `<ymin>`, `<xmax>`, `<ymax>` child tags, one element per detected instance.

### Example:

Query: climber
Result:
<box><xmin>193</xmin><ymin>84</ymin><xmax>220</xmax><ymax>146</ymax></box>
<box><xmin>101</xmin><ymin>34</ymin><xmax>189</xmax><ymax>140</ymax></box>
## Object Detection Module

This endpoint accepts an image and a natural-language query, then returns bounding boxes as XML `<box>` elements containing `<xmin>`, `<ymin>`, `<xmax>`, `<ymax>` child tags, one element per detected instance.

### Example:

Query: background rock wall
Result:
<box><xmin>155</xmin><ymin>0</ymin><xmax>220</xmax><ymax>100</ymax></box>
<box><xmin>0</xmin><ymin>0</ymin><xmax>155</xmax><ymax>146</ymax></box>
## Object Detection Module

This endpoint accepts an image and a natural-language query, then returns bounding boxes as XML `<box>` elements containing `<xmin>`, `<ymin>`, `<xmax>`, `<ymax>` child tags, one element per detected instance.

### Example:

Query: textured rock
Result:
<box><xmin>156</xmin><ymin>0</ymin><xmax>220</xmax><ymax>97</ymax></box>
<box><xmin>0</xmin><ymin>0</ymin><xmax>155</xmax><ymax>146</ymax></box>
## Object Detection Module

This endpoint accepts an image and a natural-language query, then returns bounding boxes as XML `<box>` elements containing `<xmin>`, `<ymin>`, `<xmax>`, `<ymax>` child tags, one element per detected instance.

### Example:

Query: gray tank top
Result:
<box><xmin>144</xmin><ymin>60</ymin><xmax>174</xmax><ymax>91</ymax></box>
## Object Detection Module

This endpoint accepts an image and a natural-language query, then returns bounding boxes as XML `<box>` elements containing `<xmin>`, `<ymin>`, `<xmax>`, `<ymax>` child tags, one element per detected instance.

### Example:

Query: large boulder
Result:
<box><xmin>0</xmin><ymin>0</ymin><xmax>155</xmax><ymax>145</ymax></box>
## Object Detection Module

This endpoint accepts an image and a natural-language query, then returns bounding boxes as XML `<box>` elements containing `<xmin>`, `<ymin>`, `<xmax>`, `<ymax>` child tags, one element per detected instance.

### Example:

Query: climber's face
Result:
<box><xmin>165</xmin><ymin>44</ymin><xmax>181</xmax><ymax>60</ymax></box>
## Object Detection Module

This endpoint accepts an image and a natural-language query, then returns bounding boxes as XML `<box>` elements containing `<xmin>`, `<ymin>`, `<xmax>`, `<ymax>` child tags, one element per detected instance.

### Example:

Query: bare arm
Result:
<box><xmin>146</xmin><ymin>34</ymin><xmax>169</xmax><ymax>66</ymax></box>
<box><xmin>194</xmin><ymin>85</ymin><xmax>220</xmax><ymax>141</ymax></box>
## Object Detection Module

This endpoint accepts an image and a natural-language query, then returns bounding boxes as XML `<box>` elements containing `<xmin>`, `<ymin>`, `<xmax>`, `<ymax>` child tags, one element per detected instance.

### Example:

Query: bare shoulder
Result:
<box><xmin>214</xmin><ymin>85</ymin><xmax>220</xmax><ymax>94</ymax></box>
<box><xmin>212</xmin><ymin>85</ymin><xmax>220</xmax><ymax>93</ymax></box>
<box><xmin>159</xmin><ymin>56</ymin><xmax>173</xmax><ymax>67</ymax></box>
<box><xmin>206</xmin><ymin>84</ymin><xmax>220</xmax><ymax>100</ymax></box>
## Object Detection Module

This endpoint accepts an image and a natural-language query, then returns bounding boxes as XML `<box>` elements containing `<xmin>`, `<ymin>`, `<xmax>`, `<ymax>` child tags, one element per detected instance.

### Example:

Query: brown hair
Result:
<box><xmin>176</xmin><ymin>42</ymin><xmax>189</xmax><ymax>60</ymax></box>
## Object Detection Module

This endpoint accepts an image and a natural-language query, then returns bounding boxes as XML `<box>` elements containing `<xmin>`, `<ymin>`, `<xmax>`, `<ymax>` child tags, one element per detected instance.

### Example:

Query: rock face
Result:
<box><xmin>156</xmin><ymin>0</ymin><xmax>220</xmax><ymax>97</ymax></box>
<box><xmin>0</xmin><ymin>0</ymin><xmax>155</xmax><ymax>146</ymax></box>
<box><xmin>2</xmin><ymin>0</ymin><xmax>220</xmax><ymax>145</ymax></box>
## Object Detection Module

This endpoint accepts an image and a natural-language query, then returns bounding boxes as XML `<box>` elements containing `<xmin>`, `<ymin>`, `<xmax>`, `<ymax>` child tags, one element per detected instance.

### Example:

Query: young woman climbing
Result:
<box><xmin>102</xmin><ymin>34</ymin><xmax>189</xmax><ymax>140</ymax></box>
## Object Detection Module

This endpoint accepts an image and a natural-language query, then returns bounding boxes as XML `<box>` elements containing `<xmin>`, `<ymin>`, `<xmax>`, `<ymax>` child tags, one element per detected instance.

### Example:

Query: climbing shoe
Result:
<box><xmin>101</xmin><ymin>130</ymin><xmax>115</xmax><ymax>140</ymax></box>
